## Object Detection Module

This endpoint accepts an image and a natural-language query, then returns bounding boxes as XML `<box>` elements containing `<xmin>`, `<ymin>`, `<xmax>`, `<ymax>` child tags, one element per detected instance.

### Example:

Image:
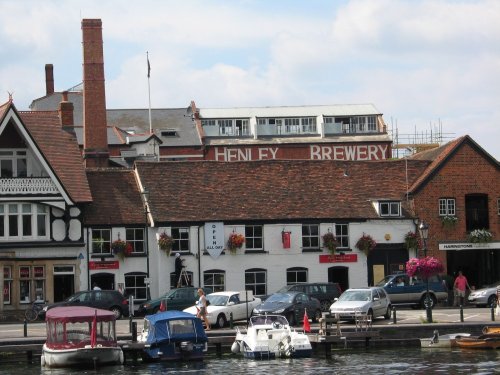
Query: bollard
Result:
<box><xmin>23</xmin><ymin>319</ymin><xmax>27</xmax><ymax>337</ymax></box>
<box><xmin>129</xmin><ymin>315</ymin><xmax>133</xmax><ymax>333</ymax></box>
<box><xmin>460</xmin><ymin>305</ymin><xmax>464</xmax><ymax>322</ymax></box>
<box><xmin>229</xmin><ymin>312</ymin><xmax>233</xmax><ymax>329</ymax></box>
<box><xmin>132</xmin><ymin>322</ymin><xmax>137</xmax><ymax>342</ymax></box>
<box><xmin>392</xmin><ymin>306</ymin><xmax>397</xmax><ymax>324</ymax></box>
<box><xmin>491</xmin><ymin>305</ymin><xmax>495</xmax><ymax>322</ymax></box>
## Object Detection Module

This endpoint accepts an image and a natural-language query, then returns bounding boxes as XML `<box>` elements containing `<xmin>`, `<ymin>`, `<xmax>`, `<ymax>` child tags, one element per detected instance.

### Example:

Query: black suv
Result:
<box><xmin>276</xmin><ymin>282</ymin><xmax>342</xmax><ymax>311</ymax></box>
<box><xmin>39</xmin><ymin>290</ymin><xmax>129</xmax><ymax>320</ymax></box>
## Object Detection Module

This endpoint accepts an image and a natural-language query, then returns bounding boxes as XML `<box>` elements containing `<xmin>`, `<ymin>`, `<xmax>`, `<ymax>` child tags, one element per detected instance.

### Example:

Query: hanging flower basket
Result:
<box><xmin>355</xmin><ymin>233</ymin><xmax>377</xmax><ymax>255</ymax></box>
<box><xmin>111</xmin><ymin>239</ymin><xmax>132</xmax><ymax>260</ymax></box>
<box><xmin>157</xmin><ymin>232</ymin><xmax>174</xmax><ymax>255</ymax></box>
<box><xmin>322</xmin><ymin>232</ymin><xmax>339</xmax><ymax>255</ymax></box>
<box><xmin>406</xmin><ymin>256</ymin><xmax>444</xmax><ymax>279</ymax></box>
<box><xmin>404</xmin><ymin>231</ymin><xmax>421</xmax><ymax>250</ymax></box>
<box><xmin>467</xmin><ymin>229</ymin><xmax>492</xmax><ymax>243</ymax></box>
<box><xmin>227</xmin><ymin>233</ymin><xmax>245</xmax><ymax>254</ymax></box>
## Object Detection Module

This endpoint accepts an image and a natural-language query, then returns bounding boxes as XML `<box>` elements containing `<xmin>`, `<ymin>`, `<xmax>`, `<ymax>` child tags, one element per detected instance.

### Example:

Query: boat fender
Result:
<box><xmin>231</xmin><ymin>341</ymin><xmax>241</xmax><ymax>354</ymax></box>
<box><xmin>119</xmin><ymin>350</ymin><xmax>124</xmax><ymax>364</ymax></box>
<box><xmin>40</xmin><ymin>355</ymin><xmax>45</xmax><ymax>367</ymax></box>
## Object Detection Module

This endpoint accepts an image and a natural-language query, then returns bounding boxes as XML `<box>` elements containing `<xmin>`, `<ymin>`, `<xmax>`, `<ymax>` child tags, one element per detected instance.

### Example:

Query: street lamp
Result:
<box><xmin>418</xmin><ymin>220</ymin><xmax>432</xmax><ymax>323</ymax></box>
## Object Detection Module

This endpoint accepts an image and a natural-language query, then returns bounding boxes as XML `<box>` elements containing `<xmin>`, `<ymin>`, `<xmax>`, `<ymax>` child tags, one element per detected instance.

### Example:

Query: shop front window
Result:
<box><xmin>3</xmin><ymin>266</ymin><xmax>12</xmax><ymax>305</ymax></box>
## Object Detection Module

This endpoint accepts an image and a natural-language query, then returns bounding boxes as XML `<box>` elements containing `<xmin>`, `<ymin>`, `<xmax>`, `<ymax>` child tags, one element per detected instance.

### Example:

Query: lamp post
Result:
<box><xmin>418</xmin><ymin>221</ymin><xmax>432</xmax><ymax>323</ymax></box>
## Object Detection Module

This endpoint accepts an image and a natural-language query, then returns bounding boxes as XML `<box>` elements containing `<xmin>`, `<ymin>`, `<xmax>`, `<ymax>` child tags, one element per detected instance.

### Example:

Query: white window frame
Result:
<box><xmin>439</xmin><ymin>198</ymin><xmax>456</xmax><ymax>216</ymax></box>
<box><xmin>126</xmin><ymin>228</ymin><xmax>146</xmax><ymax>254</ymax></box>
<box><xmin>0</xmin><ymin>203</ymin><xmax>49</xmax><ymax>241</ymax></box>
<box><xmin>335</xmin><ymin>223</ymin><xmax>350</xmax><ymax>249</ymax></box>
<box><xmin>302</xmin><ymin>224</ymin><xmax>319</xmax><ymax>249</ymax></box>
<box><xmin>204</xmin><ymin>270</ymin><xmax>225</xmax><ymax>292</ymax></box>
<box><xmin>245</xmin><ymin>268</ymin><xmax>267</xmax><ymax>296</ymax></box>
<box><xmin>367</xmin><ymin>116</ymin><xmax>377</xmax><ymax>132</ymax></box>
<box><xmin>172</xmin><ymin>227</ymin><xmax>190</xmax><ymax>253</ymax></box>
<box><xmin>124</xmin><ymin>272</ymin><xmax>148</xmax><ymax>302</ymax></box>
<box><xmin>380</xmin><ymin>201</ymin><xmax>401</xmax><ymax>217</ymax></box>
<box><xmin>244</xmin><ymin>225</ymin><xmax>263</xmax><ymax>250</ymax></box>
<box><xmin>286</xmin><ymin>267</ymin><xmax>308</xmax><ymax>284</ymax></box>
<box><xmin>91</xmin><ymin>228</ymin><xmax>111</xmax><ymax>255</ymax></box>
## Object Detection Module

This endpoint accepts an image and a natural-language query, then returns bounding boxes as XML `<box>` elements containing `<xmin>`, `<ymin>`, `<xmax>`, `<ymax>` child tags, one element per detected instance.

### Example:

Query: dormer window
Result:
<box><xmin>379</xmin><ymin>201</ymin><xmax>400</xmax><ymax>217</ymax></box>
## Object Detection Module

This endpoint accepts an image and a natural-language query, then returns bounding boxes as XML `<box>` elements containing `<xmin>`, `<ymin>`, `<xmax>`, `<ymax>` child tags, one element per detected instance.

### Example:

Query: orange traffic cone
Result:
<box><xmin>159</xmin><ymin>299</ymin><xmax>166</xmax><ymax>312</ymax></box>
<box><xmin>303</xmin><ymin>309</ymin><xmax>311</xmax><ymax>333</ymax></box>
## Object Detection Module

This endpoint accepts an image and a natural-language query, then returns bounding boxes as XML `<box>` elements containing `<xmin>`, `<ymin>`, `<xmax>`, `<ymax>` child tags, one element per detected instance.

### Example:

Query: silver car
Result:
<box><xmin>468</xmin><ymin>282</ymin><xmax>500</xmax><ymax>307</ymax></box>
<box><xmin>329</xmin><ymin>287</ymin><xmax>392</xmax><ymax>322</ymax></box>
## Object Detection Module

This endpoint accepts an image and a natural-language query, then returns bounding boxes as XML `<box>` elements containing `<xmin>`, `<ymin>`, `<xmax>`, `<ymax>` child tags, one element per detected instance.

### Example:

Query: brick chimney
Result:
<box><xmin>59</xmin><ymin>91</ymin><xmax>74</xmax><ymax>128</ymax></box>
<box><xmin>81</xmin><ymin>18</ymin><xmax>109</xmax><ymax>168</ymax></box>
<box><xmin>45</xmin><ymin>64</ymin><xmax>54</xmax><ymax>96</ymax></box>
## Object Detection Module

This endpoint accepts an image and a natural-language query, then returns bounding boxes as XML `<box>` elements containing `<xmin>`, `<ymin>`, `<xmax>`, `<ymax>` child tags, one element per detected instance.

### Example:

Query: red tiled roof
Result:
<box><xmin>84</xmin><ymin>169</ymin><xmax>146</xmax><ymax>225</ymax></box>
<box><xmin>408</xmin><ymin>135</ymin><xmax>499</xmax><ymax>194</ymax></box>
<box><xmin>18</xmin><ymin>109</ymin><xmax>92</xmax><ymax>203</ymax></box>
<box><xmin>136</xmin><ymin>159</ymin><xmax>430</xmax><ymax>223</ymax></box>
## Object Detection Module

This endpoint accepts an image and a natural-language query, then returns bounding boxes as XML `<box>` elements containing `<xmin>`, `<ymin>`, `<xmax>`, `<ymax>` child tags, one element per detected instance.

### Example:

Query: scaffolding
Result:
<box><xmin>389</xmin><ymin>119</ymin><xmax>455</xmax><ymax>159</ymax></box>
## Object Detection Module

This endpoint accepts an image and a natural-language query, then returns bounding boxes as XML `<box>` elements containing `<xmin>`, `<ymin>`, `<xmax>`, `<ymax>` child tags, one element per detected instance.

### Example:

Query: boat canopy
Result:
<box><xmin>144</xmin><ymin>311</ymin><xmax>207</xmax><ymax>344</ymax></box>
<box><xmin>46</xmin><ymin>306</ymin><xmax>116</xmax><ymax>323</ymax></box>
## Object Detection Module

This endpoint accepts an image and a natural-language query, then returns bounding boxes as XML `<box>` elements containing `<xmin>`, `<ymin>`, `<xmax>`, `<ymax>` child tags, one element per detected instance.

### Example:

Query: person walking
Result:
<box><xmin>196</xmin><ymin>288</ymin><xmax>210</xmax><ymax>330</ymax></box>
<box><xmin>453</xmin><ymin>271</ymin><xmax>471</xmax><ymax>307</ymax></box>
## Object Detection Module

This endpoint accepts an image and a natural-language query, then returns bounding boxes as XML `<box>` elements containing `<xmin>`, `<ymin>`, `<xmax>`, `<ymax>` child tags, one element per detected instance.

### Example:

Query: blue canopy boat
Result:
<box><xmin>138</xmin><ymin>310</ymin><xmax>208</xmax><ymax>362</ymax></box>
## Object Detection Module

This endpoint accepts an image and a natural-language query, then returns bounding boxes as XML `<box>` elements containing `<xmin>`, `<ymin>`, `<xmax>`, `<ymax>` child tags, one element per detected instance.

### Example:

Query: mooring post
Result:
<box><xmin>23</xmin><ymin>319</ymin><xmax>27</xmax><ymax>337</ymax></box>
<box><xmin>491</xmin><ymin>305</ymin><xmax>495</xmax><ymax>322</ymax></box>
<box><xmin>132</xmin><ymin>322</ymin><xmax>137</xmax><ymax>342</ymax></box>
<box><xmin>460</xmin><ymin>305</ymin><xmax>464</xmax><ymax>322</ymax></box>
<box><xmin>324</xmin><ymin>342</ymin><xmax>331</xmax><ymax>358</ymax></box>
<box><xmin>230</xmin><ymin>312</ymin><xmax>233</xmax><ymax>329</ymax></box>
<box><xmin>392</xmin><ymin>306</ymin><xmax>397</xmax><ymax>324</ymax></box>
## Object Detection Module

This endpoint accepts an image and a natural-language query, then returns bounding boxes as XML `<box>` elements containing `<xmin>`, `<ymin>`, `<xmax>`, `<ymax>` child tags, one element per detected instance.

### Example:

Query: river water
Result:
<box><xmin>1</xmin><ymin>348</ymin><xmax>499</xmax><ymax>374</ymax></box>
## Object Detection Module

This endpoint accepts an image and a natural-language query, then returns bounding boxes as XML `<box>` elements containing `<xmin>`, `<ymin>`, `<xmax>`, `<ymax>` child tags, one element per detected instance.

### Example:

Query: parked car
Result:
<box><xmin>252</xmin><ymin>291</ymin><xmax>322</xmax><ymax>326</ymax></box>
<box><xmin>376</xmin><ymin>273</ymin><xmax>448</xmax><ymax>308</ymax></box>
<box><xmin>329</xmin><ymin>287</ymin><xmax>392</xmax><ymax>322</ymax></box>
<box><xmin>468</xmin><ymin>281</ymin><xmax>500</xmax><ymax>307</ymax></box>
<box><xmin>276</xmin><ymin>282</ymin><xmax>342</xmax><ymax>311</ymax></box>
<box><xmin>137</xmin><ymin>287</ymin><xmax>212</xmax><ymax>316</ymax></box>
<box><xmin>183</xmin><ymin>291</ymin><xmax>261</xmax><ymax>328</ymax></box>
<box><xmin>39</xmin><ymin>290</ymin><xmax>129</xmax><ymax>320</ymax></box>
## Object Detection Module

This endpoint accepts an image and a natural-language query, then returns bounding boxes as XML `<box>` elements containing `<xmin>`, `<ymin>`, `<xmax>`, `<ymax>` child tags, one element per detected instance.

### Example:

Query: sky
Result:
<box><xmin>1</xmin><ymin>0</ymin><xmax>499</xmax><ymax>160</ymax></box>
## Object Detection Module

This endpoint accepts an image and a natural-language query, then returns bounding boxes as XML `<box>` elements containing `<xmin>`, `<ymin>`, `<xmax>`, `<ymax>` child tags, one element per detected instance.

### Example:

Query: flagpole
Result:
<box><xmin>147</xmin><ymin>51</ymin><xmax>152</xmax><ymax>134</ymax></box>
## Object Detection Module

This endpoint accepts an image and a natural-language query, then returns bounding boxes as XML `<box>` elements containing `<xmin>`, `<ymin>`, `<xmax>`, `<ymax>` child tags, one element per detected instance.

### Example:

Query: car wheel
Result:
<box><xmin>320</xmin><ymin>300</ymin><xmax>331</xmax><ymax>312</ymax></box>
<box><xmin>384</xmin><ymin>306</ymin><xmax>391</xmax><ymax>319</ymax></box>
<box><xmin>487</xmin><ymin>295</ymin><xmax>498</xmax><ymax>308</ymax></box>
<box><xmin>313</xmin><ymin>309</ymin><xmax>322</xmax><ymax>323</ymax></box>
<box><xmin>420</xmin><ymin>294</ymin><xmax>436</xmax><ymax>309</ymax></box>
<box><xmin>287</xmin><ymin>312</ymin><xmax>296</xmax><ymax>326</ymax></box>
<box><xmin>216</xmin><ymin>313</ymin><xmax>227</xmax><ymax>328</ymax></box>
<box><xmin>111</xmin><ymin>306</ymin><xmax>122</xmax><ymax>319</ymax></box>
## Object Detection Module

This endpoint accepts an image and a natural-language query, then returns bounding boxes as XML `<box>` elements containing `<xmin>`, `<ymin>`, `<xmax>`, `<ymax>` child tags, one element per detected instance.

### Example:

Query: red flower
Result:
<box><xmin>406</xmin><ymin>257</ymin><xmax>444</xmax><ymax>279</ymax></box>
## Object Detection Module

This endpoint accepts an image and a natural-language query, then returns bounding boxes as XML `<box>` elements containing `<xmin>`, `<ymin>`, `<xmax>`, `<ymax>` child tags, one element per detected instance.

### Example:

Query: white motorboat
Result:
<box><xmin>420</xmin><ymin>330</ymin><xmax>471</xmax><ymax>348</ymax></box>
<box><xmin>231</xmin><ymin>315</ymin><xmax>312</xmax><ymax>359</ymax></box>
<box><xmin>41</xmin><ymin>306</ymin><xmax>124</xmax><ymax>368</ymax></box>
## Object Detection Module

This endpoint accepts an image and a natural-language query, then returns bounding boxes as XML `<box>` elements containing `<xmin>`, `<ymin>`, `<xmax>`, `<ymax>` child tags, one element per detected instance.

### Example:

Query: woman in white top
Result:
<box><xmin>196</xmin><ymin>288</ymin><xmax>210</xmax><ymax>330</ymax></box>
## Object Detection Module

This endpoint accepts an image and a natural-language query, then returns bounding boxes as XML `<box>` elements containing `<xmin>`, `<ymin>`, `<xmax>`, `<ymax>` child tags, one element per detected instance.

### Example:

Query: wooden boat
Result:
<box><xmin>138</xmin><ymin>310</ymin><xmax>208</xmax><ymax>362</ymax></box>
<box><xmin>41</xmin><ymin>306</ymin><xmax>123</xmax><ymax>368</ymax></box>
<box><xmin>420</xmin><ymin>330</ymin><xmax>470</xmax><ymax>348</ymax></box>
<box><xmin>231</xmin><ymin>315</ymin><xmax>312</xmax><ymax>359</ymax></box>
<box><xmin>455</xmin><ymin>333</ymin><xmax>500</xmax><ymax>350</ymax></box>
<box><xmin>482</xmin><ymin>326</ymin><xmax>500</xmax><ymax>335</ymax></box>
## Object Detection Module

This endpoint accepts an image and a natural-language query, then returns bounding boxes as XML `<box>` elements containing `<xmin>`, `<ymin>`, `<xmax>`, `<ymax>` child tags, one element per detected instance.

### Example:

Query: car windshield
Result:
<box><xmin>266</xmin><ymin>293</ymin><xmax>293</xmax><ymax>303</ymax></box>
<box><xmin>206</xmin><ymin>295</ymin><xmax>229</xmax><ymax>306</ymax></box>
<box><xmin>339</xmin><ymin>290</ymin><xmax>371</xmax><ymax>302</ymax></box>
<box><xmin>276</xmin><ymin>286</ymin><xmax>293</xmax><ymax>293</ymax></box>
<box><xmin>375</xmin><ymin>276</ymin><xmax>396</xmax><ymax>286</ymax></box>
